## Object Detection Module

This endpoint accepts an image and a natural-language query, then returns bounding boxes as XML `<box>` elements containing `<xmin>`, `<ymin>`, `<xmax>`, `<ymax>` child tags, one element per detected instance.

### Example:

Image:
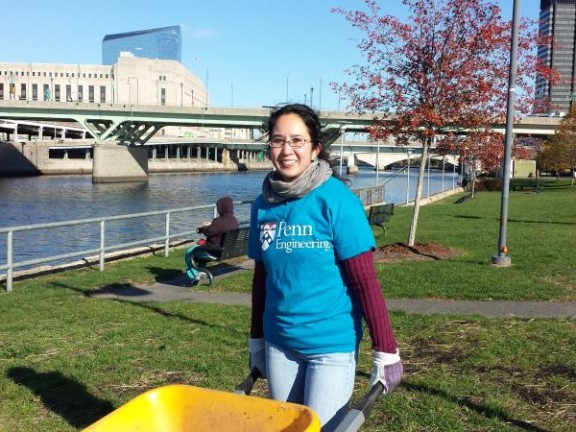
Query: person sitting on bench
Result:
<box><xmin>185</xmin><ymin>196</ymin><xmax>240</xmax><ymax>284</ymax></box>
<box><xmin>196</xmin><ymin>196</ymin><xmax>239</xmax><ymax>258</ymax></box>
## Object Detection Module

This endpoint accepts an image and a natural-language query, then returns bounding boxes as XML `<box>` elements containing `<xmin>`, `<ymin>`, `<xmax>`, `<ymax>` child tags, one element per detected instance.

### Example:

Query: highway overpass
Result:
<box><xmin>0</xmin><ymin>101</ymin><xmax>375</xmax><ymax>146</ymax></box>
<box><xmin>0</xmin><ymin>100</ymin><xmax>561</xmax><ymax>145</ymax></box>
<box><xmin>0</xmin><ymin>100</ymin><xmax>561</xmax><ymax>182</ymax></box>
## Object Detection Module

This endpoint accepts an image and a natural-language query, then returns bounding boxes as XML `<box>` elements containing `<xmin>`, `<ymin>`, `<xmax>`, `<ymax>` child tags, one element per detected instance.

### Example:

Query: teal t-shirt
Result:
<box><xmin>248</xmin><ymin>177</ymin><xmax>376</xmax><ymax>354</ymax></box>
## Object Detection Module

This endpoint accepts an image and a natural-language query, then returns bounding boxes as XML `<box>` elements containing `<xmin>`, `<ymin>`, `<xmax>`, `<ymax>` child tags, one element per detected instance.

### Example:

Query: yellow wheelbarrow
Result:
<box><xmin>82</xmin><ymin>369</ymin><xmax>383</xmax><ymax>432</ymax></box>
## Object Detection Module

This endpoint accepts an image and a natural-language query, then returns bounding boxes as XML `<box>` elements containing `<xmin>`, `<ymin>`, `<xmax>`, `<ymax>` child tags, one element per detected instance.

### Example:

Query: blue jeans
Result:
<box><xmin>266</xmin><ymin>341</ymin><xmax>356</xmax><ymax>432</ymax></box>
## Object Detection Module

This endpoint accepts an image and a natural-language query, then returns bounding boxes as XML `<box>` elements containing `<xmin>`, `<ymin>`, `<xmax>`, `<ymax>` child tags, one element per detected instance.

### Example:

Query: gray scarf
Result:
<box><xmin>263</xmin><ymin>159</ymin><xmax>333</xmax><ymax>204</ymax></box>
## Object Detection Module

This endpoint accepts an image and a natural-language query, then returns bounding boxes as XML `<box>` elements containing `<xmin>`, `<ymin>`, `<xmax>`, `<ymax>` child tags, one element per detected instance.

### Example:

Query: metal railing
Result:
<box><xmin>1</xmin><ymin>184</ymin><xmax>385</xmax><ymax>293</ymax></box>
<box><xmin>0</xmin><ymin>201</ymin><xmax>252</xmax><ymax>292</ymax></box>
<box><xmin>353</xmin><ymin>184</ymin><xmax>385</xmax><ymax>208</ymax></box>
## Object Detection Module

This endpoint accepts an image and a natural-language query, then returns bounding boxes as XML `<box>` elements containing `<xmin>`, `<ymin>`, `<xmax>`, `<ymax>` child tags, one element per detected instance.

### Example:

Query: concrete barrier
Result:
<box><xmin>403</xmin><ymin>187</ymin><xmax>465</xmax><ymax>206</ymax></box>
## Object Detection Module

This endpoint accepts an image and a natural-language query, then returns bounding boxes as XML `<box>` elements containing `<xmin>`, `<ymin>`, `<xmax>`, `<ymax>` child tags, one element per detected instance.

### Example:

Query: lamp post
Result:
<box><xmin>460</xmin><ymin>152</ymin><xmax>465</xmax><ymax>186</ymax></box>
<box><xmin>442</xmin><ymin>156</ymin><xmax>446</xmax><ymax>192</ymax></box>
<box><xmin>470</xmin><ymin>154</ymin><xmax>477</xmax><ymax>199</ymax></box>
<box><xmin>375</xmin><ymin>139</ymin><xmax>381</xmax><ymax>185</ymax></box>
<box><xmin>310</xmin><ymin>86</ymin><xmax>314</xmax><ymax>108</ymax></box>
<box><xmin>339</xmin><ymin>121</ymin><xmax>352</xmax><ymax>176</ymax></box>
<box><xmin>339</xmin><ymin>126</ymin><xmax>345</xmax><ymax>176</ymax></box>
<box><xmin>406</xmin><ymin>149</ymin><xmax>412</xmax><ymax>204</ymax></box>
<box><xmin>427</xmin><ymin>153</ymin><xmax>431</xmax><ymax>198</ymax></box>
<box><xmin>319</xmin><ymin>76</ymin><xmax>323</xmax><ymax>112</ymax></box>
<box><xmin>491</xmin><ymin>0</ymin><xmax>520</xmax><ymax>267</ymax></box>
<box><xmin>452</xmin><ymin>153</ymin><xmax>456</xmax><ymax>189</ymax></box>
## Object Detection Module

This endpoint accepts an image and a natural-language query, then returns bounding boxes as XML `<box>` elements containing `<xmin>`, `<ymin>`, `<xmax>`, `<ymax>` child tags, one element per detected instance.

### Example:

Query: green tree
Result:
<box><xmin>540</xmin><ymin>106</ymin><xmax>576</xmax><ymax>184</ymax></box>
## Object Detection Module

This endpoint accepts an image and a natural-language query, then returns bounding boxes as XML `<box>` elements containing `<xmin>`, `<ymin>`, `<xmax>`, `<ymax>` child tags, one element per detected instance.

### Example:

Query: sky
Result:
<box><xmin>3</xmin><ymin>0</ymin><xmax>540</xmax><ymax>110</ymax></box>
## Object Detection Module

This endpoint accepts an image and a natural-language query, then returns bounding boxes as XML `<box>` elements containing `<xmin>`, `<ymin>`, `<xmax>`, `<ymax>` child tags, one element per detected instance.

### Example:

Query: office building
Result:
<box><xmin>102</xmin><ymin>26</ymin><xmax>182</xmax><ymax>65</ymax></box>
<box><xmin>0</xmin><ymin>57</ymin><xmax>256</xmax><ymax>140</ymax></box>
<box><xmin>535</xmin><ymin>0</ymin><xmax>576</xmax><ymax>113</ymax></box>
<box><xmin>0</xmin><ymin>55</ymin><xmax>206</xmax><ymax>107</ymax></box>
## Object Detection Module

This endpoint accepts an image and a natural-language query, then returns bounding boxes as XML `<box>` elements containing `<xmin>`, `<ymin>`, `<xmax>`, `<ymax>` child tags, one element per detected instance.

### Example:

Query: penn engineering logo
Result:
<box><xmin>259</xmin><ymin>221</ymin><xmax>331</xmax><ymax>253</ymax></box>
<box><xmin>259</xmin><ymin>222</ymin><xmax>277</xmax><ymax>251</ymax></box>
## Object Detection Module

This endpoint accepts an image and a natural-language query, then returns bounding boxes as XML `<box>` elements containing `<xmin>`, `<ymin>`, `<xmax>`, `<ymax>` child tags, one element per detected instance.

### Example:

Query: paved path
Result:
<box><xmin>90</xmin><ymin>262</ymin><xmax>576</xmax><ymax>319</ymax></box>
<box><xmin>93</xmin><ymin>285</ymin><xmax>576</xmax><ymax>319</ymax></box>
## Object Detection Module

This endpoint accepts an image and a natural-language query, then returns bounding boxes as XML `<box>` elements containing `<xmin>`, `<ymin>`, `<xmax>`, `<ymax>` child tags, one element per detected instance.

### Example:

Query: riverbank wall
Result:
<box><xmin>403</xmin><ymin>187</ymin><xmax>465</xmax><ymax>206</ymax></box>
<box><xmin>0</xmin><ymin>140</ymin><xmax>272</xmax><ymax>175</ymax></box>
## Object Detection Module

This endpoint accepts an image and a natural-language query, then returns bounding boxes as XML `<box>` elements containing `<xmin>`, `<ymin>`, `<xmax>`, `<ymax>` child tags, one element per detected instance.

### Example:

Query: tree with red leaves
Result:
<box><xmin>435</xmin><ymin>132</ymin><xmax>531</xmax><ymax>175</ymax></box>
<box><xmin>333</xmin><ymin>0</ymin><xmax>556</xmax><ymax>246</ymax></box>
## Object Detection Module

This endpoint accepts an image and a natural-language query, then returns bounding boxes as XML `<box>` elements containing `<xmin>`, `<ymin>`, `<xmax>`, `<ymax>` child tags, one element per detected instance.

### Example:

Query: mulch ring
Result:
<box><xmin>374</xmin><ymin>242</ymin><xmax>461</xmax><ymax>263</ymax></box>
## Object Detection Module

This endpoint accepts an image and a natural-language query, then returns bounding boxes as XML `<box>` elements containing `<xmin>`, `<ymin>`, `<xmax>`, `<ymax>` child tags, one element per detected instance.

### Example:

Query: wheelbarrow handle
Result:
<box><xmin>334</xmin><ymin>381</ymin><xmax>385</xmax><ymax>432</ymax></box>
<box><xmin>354</xmin><ymin>381</ymin><xmax>385</xmax><ymax>418</ymax></box>
<box><xmin>234</xmin><ymin>368</ymin><xmax>262</xmax><ymax>395</ymax></box>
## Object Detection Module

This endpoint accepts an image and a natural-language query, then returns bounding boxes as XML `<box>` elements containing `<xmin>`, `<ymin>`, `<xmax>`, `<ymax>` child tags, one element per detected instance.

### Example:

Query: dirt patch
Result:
<box><xmin>374</xmin><ymin>242</ymin><xmax>461</xmax><ymax>263</ymax></box>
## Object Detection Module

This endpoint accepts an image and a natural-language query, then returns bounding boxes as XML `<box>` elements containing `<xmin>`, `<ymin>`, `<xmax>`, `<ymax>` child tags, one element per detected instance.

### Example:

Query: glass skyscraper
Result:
<box><xmin>102</xmin><ymin>26</ymin><xmax>182</xmax><ymax>65</ymax></box>
<box><xmin>535</xmin><ymin>0</ymin><xmax>576</xmax><ymax>113</ymax></box>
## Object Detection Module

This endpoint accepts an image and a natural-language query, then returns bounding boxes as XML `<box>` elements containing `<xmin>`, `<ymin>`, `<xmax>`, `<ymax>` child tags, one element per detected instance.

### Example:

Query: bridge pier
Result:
<box><xmin>222</xmin><ymin>148</ymin><xmax>231</xmax><ymax>169</ymax></box>
<box><xmin>348</xmin><ymin>154</ymin><xmax>358</xmax><ymax>174</ymax></box>
<box><xmin>92</xmin><ymin>144</ymin><xmax>149</xmax><ymax>183</ymax></box>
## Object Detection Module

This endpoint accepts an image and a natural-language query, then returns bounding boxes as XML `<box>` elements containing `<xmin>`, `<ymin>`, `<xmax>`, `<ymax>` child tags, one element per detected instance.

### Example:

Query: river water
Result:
<box><xmin>0</xmin><ymin>167</ymin><xmax>459</xmax><ymax>269</ymax></box>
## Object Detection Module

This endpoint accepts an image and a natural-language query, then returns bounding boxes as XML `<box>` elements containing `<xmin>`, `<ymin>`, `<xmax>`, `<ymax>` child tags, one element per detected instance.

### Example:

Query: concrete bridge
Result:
<box><xmin>0</xmin><ymin>101</ymin><xmax>379</xmax><ymax>181</ymax></box>
<box><xmin>0</xmin><ymin>100</ymin><xmax>561</xmax><ymax>182</ymax></box>
<box><xmin>0</xmin><ymin>100</ymin><xmax>561</xmax><ymax>142</ymax></box>
<box><xmin>0</xmin><ymin>101</ymin><xmax>375</xmax><ymax>144</ymax></box>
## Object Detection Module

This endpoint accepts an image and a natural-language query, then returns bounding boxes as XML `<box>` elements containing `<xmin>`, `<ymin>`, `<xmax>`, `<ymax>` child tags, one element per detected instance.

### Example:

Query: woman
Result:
<box><xmin>247</xmin><ymin>104</ymin><xmax>402</xmax><ymax>431</ymax></box>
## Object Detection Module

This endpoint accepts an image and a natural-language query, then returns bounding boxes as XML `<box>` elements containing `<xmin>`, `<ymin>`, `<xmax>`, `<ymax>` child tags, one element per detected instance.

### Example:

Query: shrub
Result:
<box><xmin>475</xmin><ymin>177</ymin><xmax>503</xmax><ymax>191</ymax></box>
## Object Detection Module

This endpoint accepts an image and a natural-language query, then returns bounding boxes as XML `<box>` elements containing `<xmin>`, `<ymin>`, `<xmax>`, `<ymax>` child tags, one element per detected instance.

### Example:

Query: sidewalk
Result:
<box><xmin>90</xmin><ymin>260</ymin><xmax>576</xmax><ymax>320</ymax></box>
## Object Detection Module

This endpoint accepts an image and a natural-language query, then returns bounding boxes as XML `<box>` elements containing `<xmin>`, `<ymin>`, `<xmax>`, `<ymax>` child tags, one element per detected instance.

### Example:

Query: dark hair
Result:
<box><xmin>264</xmin><ymin>104</ymin><xmax>331</xmax><ymax>163</ymax></box>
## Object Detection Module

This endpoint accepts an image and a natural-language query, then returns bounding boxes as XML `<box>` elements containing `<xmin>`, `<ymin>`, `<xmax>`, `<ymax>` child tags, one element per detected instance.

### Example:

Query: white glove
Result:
<box><xmin>248</xmin><ymin>338</ymin><xmax>266</xmax><ymax>378</ymax></box>
<box><xmin>370</xmin><ymin>349</ymin><xmax>403</xmax><ymax>394</ymax></box>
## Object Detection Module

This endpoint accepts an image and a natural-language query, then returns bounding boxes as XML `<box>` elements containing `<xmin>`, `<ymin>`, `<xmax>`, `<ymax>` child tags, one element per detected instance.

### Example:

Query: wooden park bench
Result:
<box><xmin>185</xmin><ymin>226</ymin><xmax>250</xmax><ymax>285</ymax></box>
<box><xmin>367</xmin><ymin>203</ymin><xmax>395</xmax><ymax>235</ymax></box>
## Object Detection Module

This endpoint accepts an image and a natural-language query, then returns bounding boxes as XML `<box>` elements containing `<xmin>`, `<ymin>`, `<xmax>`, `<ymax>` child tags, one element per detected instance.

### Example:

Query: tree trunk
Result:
<box><xmin>407</xmin><ymin>141</ymin><xmax>430</xmax><ymax>246</ymax></box>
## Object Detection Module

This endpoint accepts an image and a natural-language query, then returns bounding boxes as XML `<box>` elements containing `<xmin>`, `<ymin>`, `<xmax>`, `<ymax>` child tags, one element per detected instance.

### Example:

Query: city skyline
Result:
<box><xmin>2</xmin><ymin>1</ymin><xmax>539</xmax><ymax>109</ymax></box>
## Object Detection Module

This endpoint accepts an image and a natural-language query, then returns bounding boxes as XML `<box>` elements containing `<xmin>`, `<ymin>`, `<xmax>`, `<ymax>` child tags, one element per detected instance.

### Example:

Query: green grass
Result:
<box><xmin>1</xmin><ymin>181</ymin><xmax>575</xmax><ymax>431</ymax></box>
<box><xmin>208</xmin><ymin>180</ymin><xmax>576</xmax><ymax>301</ymax></box>
<box><xmin>373</xmin><ymin>181</ymin><xmax>576</xmax><ymax>300</ymax></box>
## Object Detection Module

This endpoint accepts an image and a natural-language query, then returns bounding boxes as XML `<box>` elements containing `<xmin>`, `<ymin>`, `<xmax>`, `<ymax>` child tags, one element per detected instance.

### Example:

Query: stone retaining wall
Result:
<box><xmin>403</xmin><ymin>187</ymin><xmax>465</xmax><ymax>206</ymax></box>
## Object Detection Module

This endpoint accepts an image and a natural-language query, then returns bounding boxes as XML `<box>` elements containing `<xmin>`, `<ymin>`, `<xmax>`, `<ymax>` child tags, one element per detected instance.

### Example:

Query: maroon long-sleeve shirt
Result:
<box><xmin>250</xmin><ymin>250</ymin><xmax>398</xmax><ymax>354</ymax></box>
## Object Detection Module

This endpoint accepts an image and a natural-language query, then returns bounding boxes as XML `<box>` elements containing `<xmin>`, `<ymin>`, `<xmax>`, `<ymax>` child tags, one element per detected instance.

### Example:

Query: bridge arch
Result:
<box><xmin>351</xmin><ymin>151</ymin><xmax>459</xmax><ymax>170</ymax></box>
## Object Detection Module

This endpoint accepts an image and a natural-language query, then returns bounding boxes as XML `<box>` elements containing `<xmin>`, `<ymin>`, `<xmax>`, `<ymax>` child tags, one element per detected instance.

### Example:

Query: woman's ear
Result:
<box><xmin>312</xmin><ymin>143</ymin><xmax>322</xmax><ymax>161</ymax></box>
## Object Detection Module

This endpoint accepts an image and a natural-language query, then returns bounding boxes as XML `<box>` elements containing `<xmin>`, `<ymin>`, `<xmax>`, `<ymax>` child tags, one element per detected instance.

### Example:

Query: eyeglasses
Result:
<box><xmin>268</xmin><ymin>137</ymin><xmax>311</xmax><ymax>149</ymax></box>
